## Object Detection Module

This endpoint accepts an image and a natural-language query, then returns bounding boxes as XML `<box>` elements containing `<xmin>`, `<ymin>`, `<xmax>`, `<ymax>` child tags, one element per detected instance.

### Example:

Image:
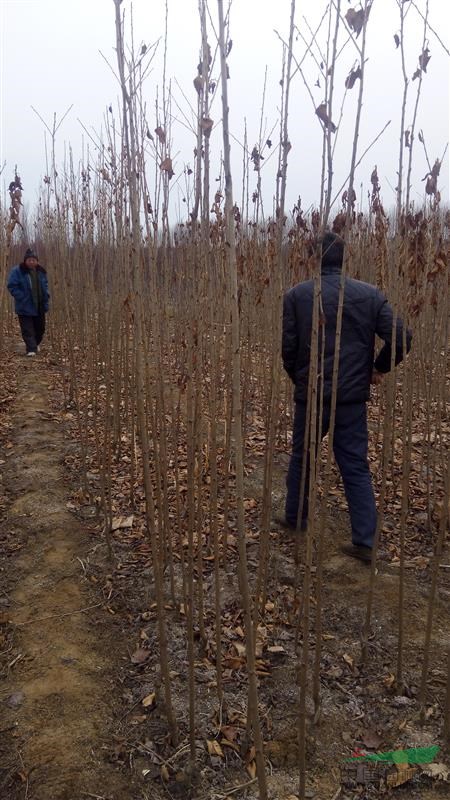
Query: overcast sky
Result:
<box><xmin>1</xmin><ymin>0</ymin><xmax>449</xmax><ymax>223</ymax></box>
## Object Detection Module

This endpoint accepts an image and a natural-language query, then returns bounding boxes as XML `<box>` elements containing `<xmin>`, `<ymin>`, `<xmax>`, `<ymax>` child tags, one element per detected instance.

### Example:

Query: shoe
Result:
<box><xmin>341</xmin><ymin>544</ymin><xmax>372</xmax><ymax>563</ymax></box>
<box><xmin>274</xmin><ymin>515</ymin><xmax>307</xmax><ymax>532</ymax></box>
<box><xmin>26</xmin><ymin>351</ymin><xmax>36</xmax><ymax>357</ymax></box>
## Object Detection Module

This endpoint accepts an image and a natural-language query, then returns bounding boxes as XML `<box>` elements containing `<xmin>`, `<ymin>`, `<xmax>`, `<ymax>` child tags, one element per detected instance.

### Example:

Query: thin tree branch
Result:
<box><xmin>329</xmin><ymin>119</ymin><xmax>392</xmax><ymax>210</ymax></box>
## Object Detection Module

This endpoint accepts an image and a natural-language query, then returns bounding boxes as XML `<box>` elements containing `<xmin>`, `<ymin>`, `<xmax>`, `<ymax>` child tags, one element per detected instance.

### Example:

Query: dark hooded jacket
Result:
<box><xmin>282</xmin><ymin>259</ymin><xmax>412</xmax><ymax>405</ymax></box>
<box><xmin>7</xmin><ymin>263</ymin><xmax>50</xmax><ymax>317</ymax></box>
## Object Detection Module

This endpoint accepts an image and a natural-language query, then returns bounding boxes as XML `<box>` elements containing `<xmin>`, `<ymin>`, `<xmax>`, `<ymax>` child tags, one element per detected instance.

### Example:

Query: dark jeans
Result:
<box><xmin>18</xmin><ymin>314</ymin><xmax>46</xmax><ymax>353</ymax></box>
<box><xmin>285</xmin><ymin>402</ymin><xmax>377</xmax><ymax>548</ymax></box>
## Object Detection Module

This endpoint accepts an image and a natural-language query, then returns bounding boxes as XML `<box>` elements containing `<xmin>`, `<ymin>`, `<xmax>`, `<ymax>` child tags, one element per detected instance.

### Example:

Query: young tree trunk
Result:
<box><xmin>216</xmin><ymin>3</ymin><xmax>267</xmax><ymax>796</ymax></box>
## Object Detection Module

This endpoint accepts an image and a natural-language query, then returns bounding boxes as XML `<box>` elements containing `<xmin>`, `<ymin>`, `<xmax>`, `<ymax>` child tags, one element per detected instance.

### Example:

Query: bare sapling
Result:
<box><xmin>418</xmin><ymin>460</ymin><xmax>450</xmax><ymax>724</ymax></box>
<box><xmin>395</xmin><ymin>0</ymin><xmax>410</xmax><ymax>222</ymax></box>
<box><xmin>298</xmin><ymin>277</ymin><xmax>321</xmax><ymax>800</ymax></box>
<box><xmin>112</xmin><ymin>0</ymin><xmax>178</xmax><ymax>745</ymax></box>
<box><xmin>404</xmin><ymin>0</ymin><xmax>430</xmax><ymax>209</ymax></box>
<box><xmin>445</xmin><ymin>644</ymin><xmax>450</xmax><ymax>743</ymax></box>
<box><xmin>396</xmin><ymin>323</ymin><xmax>413</xmax><ymax>688</ymax></box>
<box><xmin>313</xmin><ymin>0</ymin><xmax>372</xmax><ymax>703</ymax></box>
<box><xmin>322</xmin><ymin>0</ymin><xmax>341</xmax><ymax>228</ymax></box>
<box><xmin>216</xmin><ymin>2</ymin><xmax>267</xmax><ymax>796</ymax></box>
<box><xmin>255</xmin><ymin>0</ymin><xmax>296</xmax><ymax>622</ymax></box>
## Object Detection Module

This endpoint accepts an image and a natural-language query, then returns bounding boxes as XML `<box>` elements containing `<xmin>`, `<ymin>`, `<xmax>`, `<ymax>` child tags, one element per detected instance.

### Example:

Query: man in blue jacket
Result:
<box><xmin>281</xmin><ymin>232</ymin><xmax>411</xmax><ymax>561</ymax></box>
<box><xmin>7</xmin><ymin>248</ymin><xmax>50</xmax><ymax>356</ymax></box>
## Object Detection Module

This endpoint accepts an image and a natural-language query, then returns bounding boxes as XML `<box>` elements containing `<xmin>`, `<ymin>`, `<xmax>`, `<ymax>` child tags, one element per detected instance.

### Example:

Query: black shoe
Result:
<box><xmin>274</xmin><ymin>515</ymin><xmax>307</xmax><ymax>532</ymax></box>
<box><xmin>341</xmin><ymin>544</ymin><xmax>372</xmax><ymax>563</ymax></box>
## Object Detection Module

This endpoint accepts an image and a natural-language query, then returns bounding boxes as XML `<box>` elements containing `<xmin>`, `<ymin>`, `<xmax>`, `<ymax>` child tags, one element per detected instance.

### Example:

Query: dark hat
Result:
<box><xmin>24</xmin><ymin>247</ymin><xmax>38</xmax><ymax>262</ymax></box>
<box><xmin>321</xmin><ymin>232</ymin><xmax>344</xmax><ymax>269</ymax></box>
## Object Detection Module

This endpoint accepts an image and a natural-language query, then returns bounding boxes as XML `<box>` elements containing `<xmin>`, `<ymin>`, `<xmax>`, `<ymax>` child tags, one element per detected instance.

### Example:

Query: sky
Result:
<box><xmin>0</xmin><ymin>0</ymin><xmax>449</xmax><ymax>224</ymax></box>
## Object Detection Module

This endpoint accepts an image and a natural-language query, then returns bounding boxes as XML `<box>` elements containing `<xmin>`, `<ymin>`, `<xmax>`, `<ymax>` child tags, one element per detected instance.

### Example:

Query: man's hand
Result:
<box><xmin>371</xmin><ymin>369</ymin><xmax>384</xmax><ymax>386</ymax></box>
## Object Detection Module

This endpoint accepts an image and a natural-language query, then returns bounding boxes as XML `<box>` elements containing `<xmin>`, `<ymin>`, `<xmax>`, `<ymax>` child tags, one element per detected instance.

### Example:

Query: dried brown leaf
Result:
<box><xmin>267</xmin><ymin>645</ymin><xmax>286</xmax><ymax>655</ymax></box>
<box><xmin>220</xmin><ymin>725</ymin><xmax>239</xmax><ymax>742</ymax></box>
<box><xmin>345</xmin><ymin>7</ymin><xmax>367</xmax><ymax>37</ymax></box>
<box><xmin>207</xmin><ymin>739</ymin><xmax>224</xmax><ymax>757</ymax></box>
<box><xmin>142</xmin><ymin>692</ymin><xmax>156</xmax><ymax>708</ymax></box>
<box><xmin>345</xmin><ymin>65</ymin><xmax>362</xmax><ymax>89</ymax></box>
<box><xmin>161</xmin><ymin>765</ymin><xmax>170</xmax><ymax>782</ymax></box>
<box><xmin>343</xmin><ymin>652</ymin><xmax>355</xmax><ymax>670</ymax></box>
<box><xmin>112</xmin><ymin>515</ymin><xmax>134</xmax><ymax>531</ymax></box>
<box><xmin>232</xmin><ymin>641</ymin><xmax>246</xmax><ymax>657</ymax></box>
<box><xmin>160</xmin><ymin>158</ymin><xmax>174</xmax><ymax>179</ymax></box>
<box><xmin>130</xmin><ymin>647</ymin><xmax>150</xmax><ymax>664</ymax></box>
<box><xmin>200</xmin><ymin>117</ymin><xmax>214</xmax><ymax>137</ymax></box>
<box><xmin>419</xmin><ymin>47</ymin><xmax>431</xmax><ymax>72</ymax></box>
<box><xmin>193</xmin><ymin>75</ymin><xmax>204</xmax><ymax>95</ymax></box>
<box><xmin>362</xmin><ymin>729</ymin><xmax>382</xmax><ymax>749</ymax></box>
<box><xmin>246</xmin><ymin>759</ymin><xmax>257</xmax><ymax>779</ymax></box>
<box><xmin>383</xmin><ymin>672</ymin><xmax>396</xmax><ymax>689</ymax></box>
<box><xmin>154</xmin><ymin>126</ymin><xmax>166</xmax><ymax>144</ymax></box>
<box><xmin>315</xmin><ymin>103</ymin><xmax>337</xmax><ymax>133</ymax></box>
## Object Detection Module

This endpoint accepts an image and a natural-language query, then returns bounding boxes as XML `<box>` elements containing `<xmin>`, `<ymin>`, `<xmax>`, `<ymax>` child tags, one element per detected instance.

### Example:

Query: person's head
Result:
<box><xmin>23</xmin><ymin>248</ymin><xmax>38</xmax><ymax>268</ymax></box>
<box><xmin>321</xmin><ymin>232</ymin><xmax>344</xmax><ymax>271</ymax></box>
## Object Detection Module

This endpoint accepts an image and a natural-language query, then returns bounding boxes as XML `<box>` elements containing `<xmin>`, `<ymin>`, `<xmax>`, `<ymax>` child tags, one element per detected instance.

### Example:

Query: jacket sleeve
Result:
<box><xmin>6</xmin><ymin>267</ymin><xmax>20</xmax><ymax>297</ymax></box>
<box><xmin>42</xmin><ymin>272</ymin><xmax>50</xmax><ymax>311</ymax></box>
<box><xmin>282</xmin><ymin>290</ymin><xmax>298</xmax><ymax>382</ymax></box>
<box><xmin>7</xmin><ymin>267</ymin><xmax>23</xmax><ymax>300</ymax></box>
<box><xmin>374</xmin><ymin>293</ymin><xmax>412</xmax><ymax>373</ymax></box>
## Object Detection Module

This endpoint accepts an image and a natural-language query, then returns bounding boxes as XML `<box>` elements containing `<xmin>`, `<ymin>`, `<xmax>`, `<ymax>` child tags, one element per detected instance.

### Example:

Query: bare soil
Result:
<box><xmin>0</xmin><ymin>344</ymin><xmax>142</xmax><ymax>800</ymax></box>
<box><xmin>1</xmin><ymin>339</ymin><xmax>449</xmax><ymax>800</ymax></box>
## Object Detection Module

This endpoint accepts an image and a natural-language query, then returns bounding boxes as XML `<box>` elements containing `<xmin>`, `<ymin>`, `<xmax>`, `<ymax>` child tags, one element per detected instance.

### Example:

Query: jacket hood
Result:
<box><xmin>321</xmin><ymin>232</ymin><xmax>344</xmax><ymax>274</ymax></box>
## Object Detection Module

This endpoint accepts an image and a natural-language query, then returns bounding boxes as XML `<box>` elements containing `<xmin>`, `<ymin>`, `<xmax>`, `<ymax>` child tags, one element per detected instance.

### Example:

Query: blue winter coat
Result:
<box><xmin>282</xmin><ymin>262</ymin><xmax>412</xmax><ymax>405</ymax></box>
<box><xmin>7</xmin><ymin>264</ymin><xmax>50</xmax><ymax>317</ymax></box>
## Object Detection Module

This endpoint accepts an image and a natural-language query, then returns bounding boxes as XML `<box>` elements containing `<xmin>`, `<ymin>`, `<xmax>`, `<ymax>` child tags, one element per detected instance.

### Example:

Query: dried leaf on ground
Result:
<box><xmin>232</xmin><ymin>641</ymin><xmax>246</xmax><ymax>657</ymax></box>
<box><xmin>383</xmin><ymin>672</ymin><xmax>396</xmax><ymax>688</ymax></box>
<box><xmin>343</xmin><ymin>652</ymin><xmax>355</xmax><ymax>670</ymax></box>
<box><xmin>130</xmin><ymin>647</ymin><xmax>150</xmax><ymax>664</ymax></box>
<box><xmin>246</xmin><ymin>759</ymin><xmax>257</xmax><ymax>779</ymax></box>
<box><xmin>142</xmin><ymin>692</ymin><xmax>156</xmax><ymax>708</ymax></box>
<box><xmin>112</xmin><ymin>515</ymin><xmax>134</xmax><ymax>531</ymax></box>
<box><xmin>362</xmin><ymin>729</ymin><xmax>383</xmax><ymax>749</ymax></box>
<box><xmin>207</xmin><ymin>739</ymin><xmax>224</xmax><ymax>757</ymax></box>
<box><xmin>220</xmin><ymin>726</ymin><xmax>239</xmax><ymax>742</ymax></box>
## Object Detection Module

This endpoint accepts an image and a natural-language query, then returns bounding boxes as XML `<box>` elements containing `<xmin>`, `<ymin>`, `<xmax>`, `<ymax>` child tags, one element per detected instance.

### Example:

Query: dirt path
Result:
<box><xmin>0</xmin><ymin>351</ymin><xmax>138</xmax><ymax>800</ymax></box>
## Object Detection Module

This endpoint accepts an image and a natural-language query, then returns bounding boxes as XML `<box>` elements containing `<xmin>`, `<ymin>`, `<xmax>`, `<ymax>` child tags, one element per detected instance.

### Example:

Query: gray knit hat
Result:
<box><xmin>24</xmin><ymin>248</ymin><xmax>38</xmax><ymax>262</ymax></box>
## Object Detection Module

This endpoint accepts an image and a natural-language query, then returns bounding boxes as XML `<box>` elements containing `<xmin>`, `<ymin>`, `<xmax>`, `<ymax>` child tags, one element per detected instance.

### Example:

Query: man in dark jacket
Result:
<box><xmin>282</xmin><ymin>232</ymin><xmax>411</xmax><ymax>561</ymax></box>
<box><xmin>7</xmin><ymin>248</ymin><xmax>50</xmax><ymax>356</ymax></box>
